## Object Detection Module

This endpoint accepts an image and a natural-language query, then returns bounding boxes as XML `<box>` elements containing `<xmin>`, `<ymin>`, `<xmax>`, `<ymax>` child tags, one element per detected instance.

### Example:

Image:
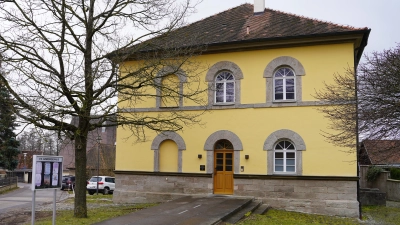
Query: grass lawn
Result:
<box><xmin>236</xmin><ymin>209</ymin><xmax>359</xmax><ymax>225</ymax></box>
<box><xmin>237</xmin><ymin>204</ymin><xmax>400</xmax><ymax>225</ymax></box>
<box><xmin>362</xmin><ymin>205</ymin><xmax>400</xmax><ymax>225</ymax></box>
<box><xmin>32</xmin><ymin>194</ymin><xmax>157</xmax><ymax>225</ymax></box>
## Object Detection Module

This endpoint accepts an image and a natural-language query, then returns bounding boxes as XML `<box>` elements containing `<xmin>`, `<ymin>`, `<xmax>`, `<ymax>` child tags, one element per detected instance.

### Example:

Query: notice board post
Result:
<box><xmin>31</xmin><ymin>155</ymin><xmax>63</xmax><ymax>225</ymax></box>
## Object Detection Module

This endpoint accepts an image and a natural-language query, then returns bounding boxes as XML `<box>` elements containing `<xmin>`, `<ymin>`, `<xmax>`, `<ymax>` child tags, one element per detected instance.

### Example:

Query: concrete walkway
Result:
<box><xmin>0</xmin><ymin>183</ymin><xmax>68</xmax><ymax>214</ymax></box>
<box><xmin>95</xmin><ymin>195</ymin><xmax>253</xmax><ymax>225</ymax></box>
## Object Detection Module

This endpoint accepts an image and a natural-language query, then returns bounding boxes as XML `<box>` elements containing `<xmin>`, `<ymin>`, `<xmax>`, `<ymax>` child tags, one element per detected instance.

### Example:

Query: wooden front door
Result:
<box><xmin>213</xmin><ymin>140</ymin><xmax>234</xmax><ymax>194</ymax></box>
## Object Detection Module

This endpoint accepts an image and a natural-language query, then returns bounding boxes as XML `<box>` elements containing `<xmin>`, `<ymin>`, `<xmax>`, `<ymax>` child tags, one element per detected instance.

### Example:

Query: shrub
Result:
<box><xmin>366</xmin><ymin>166</ymin><xmax>382</xmax><ymax>182</ymax></box>
<box><xmin>389</xmin><ymin>168</ymin><xmax>400</xmax><ymax>180</ymax></box>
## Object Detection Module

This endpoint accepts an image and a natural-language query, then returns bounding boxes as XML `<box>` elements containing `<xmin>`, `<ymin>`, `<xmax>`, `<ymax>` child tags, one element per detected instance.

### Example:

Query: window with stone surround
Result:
<box><xmin>264</xmin><ymin>56</ymin><xmax>306</xmax><ymax>103</ymax></box>
<box><xmin>205</xmin><ymin>61</ymin><xmax>243</xmax><ymax>106</ymax></box>
<box><xmin>264</xmin><ymin>129</ymin><xmax>306</xmax><ymax>175</ymax></box>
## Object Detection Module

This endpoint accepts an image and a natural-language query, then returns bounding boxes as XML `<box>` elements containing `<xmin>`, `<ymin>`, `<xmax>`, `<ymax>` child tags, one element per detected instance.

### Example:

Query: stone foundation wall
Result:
<box><xmin>113</xmin><ymin>173</ymin><xmax>213</xmax><ymax>203</ymax></box>
<box><xmin>113</xmin><ymin>173</ymin><xmax>359</xmax><ymax>217</ymax></box>
<box><xmin>234</xmin><ymin>178</ymin><xmax>358</xmax><ymax>217</ymax></box>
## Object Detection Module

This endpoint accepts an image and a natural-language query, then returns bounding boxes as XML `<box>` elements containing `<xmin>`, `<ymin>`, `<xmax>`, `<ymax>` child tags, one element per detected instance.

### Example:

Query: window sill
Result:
<box><xmin>273</xmin><ymin>100</ymin><xmax>297</xmax><ymax>103</ymax></box>
<box><xmin>273</xmin><ymin>172</ymin><xmax>297</xmax><ymax>175</ymax></box>
<box><xmin>159</xmin><ymin>106</ymin><xmax>180</xmax><ymax>109</ymax></box>
<box><xmin>213</xmin><ymin>103</ymin><xmax>235</xmax><ymax>106</ymax></box>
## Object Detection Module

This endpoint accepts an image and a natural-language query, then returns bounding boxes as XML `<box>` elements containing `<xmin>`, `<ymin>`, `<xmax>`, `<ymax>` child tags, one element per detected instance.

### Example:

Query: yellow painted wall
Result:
<box><xmin>159</xmin><ymin>140</ymin><xmax>179</xmax><ymax>172</ymax></box>
<box><xmin>115</xmin><ymin>42</ymin><xmax>357</xmax><ymax>176</ymax></box>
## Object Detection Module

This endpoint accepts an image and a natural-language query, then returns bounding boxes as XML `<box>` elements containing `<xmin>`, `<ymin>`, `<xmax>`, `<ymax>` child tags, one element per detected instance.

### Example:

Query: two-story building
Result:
<box><xmin>113</xmin><ymin>1</ymin><xmax>370</xmax><ymax>217</ymax></box>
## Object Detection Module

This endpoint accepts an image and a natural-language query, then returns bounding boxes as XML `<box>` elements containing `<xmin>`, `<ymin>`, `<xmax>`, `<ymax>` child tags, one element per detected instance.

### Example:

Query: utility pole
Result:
<box><xmin>96</xmin><ymin>135</ymin><xmax>101</xmax><ymax>195</ymax></box>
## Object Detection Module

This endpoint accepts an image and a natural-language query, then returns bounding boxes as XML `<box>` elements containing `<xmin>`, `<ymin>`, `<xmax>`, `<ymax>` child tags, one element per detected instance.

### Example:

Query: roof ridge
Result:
<box><xmin>183</xmin><ymin>3</ymin><xmax>252</xmax><ymax>30</ymax></box>
<box><xmin>264</xmin><ymin>7</ymin><xmax>366</xmax><ymax>31</ymax></box>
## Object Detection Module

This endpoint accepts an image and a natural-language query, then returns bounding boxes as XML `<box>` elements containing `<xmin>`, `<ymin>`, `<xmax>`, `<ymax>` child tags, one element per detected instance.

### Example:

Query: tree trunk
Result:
<box><xmin>74</xmin><ymin>118</ymin><xmax>89</xmax><ymax>218</ymax></box>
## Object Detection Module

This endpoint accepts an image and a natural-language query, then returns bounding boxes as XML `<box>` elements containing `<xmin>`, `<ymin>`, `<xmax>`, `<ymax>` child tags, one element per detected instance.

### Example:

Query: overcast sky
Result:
<box><xmin>188</xmin><ymin>0</ymin><xmax>400</xmax><ymax>60</ymax></box>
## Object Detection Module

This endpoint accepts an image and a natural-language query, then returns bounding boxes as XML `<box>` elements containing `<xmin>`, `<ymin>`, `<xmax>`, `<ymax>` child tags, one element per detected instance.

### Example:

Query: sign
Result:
<box><xmin>31</xmin><ymin>155</ymin><xmax>63</xmax><ymax>190</ymax></box>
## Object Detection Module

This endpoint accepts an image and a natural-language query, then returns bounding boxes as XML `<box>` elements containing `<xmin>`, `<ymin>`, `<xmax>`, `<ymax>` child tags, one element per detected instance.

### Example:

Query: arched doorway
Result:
<box><xmin>214</xmin><ymin>139</ymin><xmax>234</xmax><ymax>194</ymax></box>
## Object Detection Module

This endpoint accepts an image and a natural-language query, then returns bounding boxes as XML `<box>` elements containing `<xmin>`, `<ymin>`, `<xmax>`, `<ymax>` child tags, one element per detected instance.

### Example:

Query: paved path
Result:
<box><xmin>95</xmin><ymin>195</ymin><xmax>252</xmax><ymax>225</ymax></box>
<box><xmin>0</xmin><ymin>183</ymin><xmax>68</xmax><ymax>214</ymax></box>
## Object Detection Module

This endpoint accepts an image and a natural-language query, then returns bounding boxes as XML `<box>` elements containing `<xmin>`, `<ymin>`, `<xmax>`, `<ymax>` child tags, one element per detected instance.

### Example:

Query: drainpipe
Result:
<box><xmin>355</xmin><ymin>59</ymin><xmax>361</xmax><ymax>220</ymax></box>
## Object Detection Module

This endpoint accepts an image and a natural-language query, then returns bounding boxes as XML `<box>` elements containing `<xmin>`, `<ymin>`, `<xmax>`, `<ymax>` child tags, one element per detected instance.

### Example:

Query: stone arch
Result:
<box><xmin>151</xmin><ymin>131</ymin><xmax>186</xmax><ymax>172</ymax></box>
<box><xmin>204</xmin><ymin>130</ymin><xmax>243</xmax><ymax>150</ymax></box>
<box><xmin>263</xmin><ymin>56</ymin><xmax>305</xmax><ymax>78</ymax></box>
<box><xmin>263</xmin><ymin>129</ymin><xmax>306</xmax><ymax>151</ymax></box>
<box><xmin>205</xmin><ymin>61</ymin><xmax>244</xmax><ymax>82</ymax></box>
<box><xmin>152</xmin><ymin>131</ymin><xmax>186</xmax><ymax>150</ymax></box>
<box><xmin>204</xmin><ymin>130</ymin><xmax>243</xmax><ymax>174</ymax></box>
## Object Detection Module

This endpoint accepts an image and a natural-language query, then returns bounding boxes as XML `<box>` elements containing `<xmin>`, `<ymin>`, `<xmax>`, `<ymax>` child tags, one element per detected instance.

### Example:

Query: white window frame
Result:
<box><xmin>214</xmin><ymin>71</ymin><xmax>235</xmax><ymax>103</ymax></box>
<box><xmin>273</xmin><ymin>67</ymin><xmax>296</xmax><ymax>101</ymax></box>
<box><xmin>273</xmin><ymin>140</ymin><xmax>296</xmax><ymax>173</ymax></box>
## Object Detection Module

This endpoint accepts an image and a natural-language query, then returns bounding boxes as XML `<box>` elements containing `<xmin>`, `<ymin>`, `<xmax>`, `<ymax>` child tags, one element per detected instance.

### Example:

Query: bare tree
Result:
<box><xmin>0</xmin><ymin>0</ymin><xmax>206</xmax><ymax>217</ymax></box>
<box><xmin>358</xmin><ymin>45</ymin><xmax>400</xmax><ymax>140</ymax></box>
<box><xmin>18</xmin><ymin>129</ymin><xmax>64</xmax><ymax>155</ymax></box>
<box><xmin>315</xmin><ymin>45</ymin><xmax>400</xmax><ymax>151</ymax></box>
<box><xmin>314</xmin><ymin>69</ymin><xmax>357</xmax><ymax>151</ymax></box>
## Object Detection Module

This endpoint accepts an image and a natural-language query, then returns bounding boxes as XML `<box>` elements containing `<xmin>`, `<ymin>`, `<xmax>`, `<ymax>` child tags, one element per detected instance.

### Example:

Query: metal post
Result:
<box><xmin>23</xmin><ymin>153</ymin><xmax>27</xmax><ymax>183</ymax></box>
<box><xmin>52</xmin><ymin>189</ymin><xmax>56</xmax><ymax>225</ymax></box>
<box><xmin>31</xmin><ymin>189</ymin><xmax>36</xmax><ymax>225</ymax></box>
<box><xmin>96</xmin><ymin>136</ymin><xmax>101</xmax><ymax>195</ymax></box>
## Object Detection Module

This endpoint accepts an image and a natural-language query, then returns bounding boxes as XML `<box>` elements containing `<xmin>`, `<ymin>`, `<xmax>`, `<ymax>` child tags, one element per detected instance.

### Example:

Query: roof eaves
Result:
<box><xmin>203</xmin><ymin>29</ymin><xmax>370</xmax><ymax>57</ymax></box>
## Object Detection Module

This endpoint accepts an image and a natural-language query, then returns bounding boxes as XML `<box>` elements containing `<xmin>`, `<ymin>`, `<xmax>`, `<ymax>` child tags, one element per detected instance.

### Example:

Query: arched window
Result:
<box><xmin>215</xmin><ymin>71</ymin><xmax>235</xmax><ymax>103</ymax></box>
<box><xmin>264</xmin><ymin>56</ymin><xmax>305</xmax><ymax>103</ymax></box>
<box><xmin>274</xmin><ymin>140</ymin><xmax>296</xmax><ymax>173</ymax></box>
<box><xmin>206</xmin><ymin>61</ymin><xmax>243</xmax><ymax>105</ymax></box>
<box><xmin>274</xmin><ymin>67</ymin><xmax>295</xmax><ymax>100</ymax></box>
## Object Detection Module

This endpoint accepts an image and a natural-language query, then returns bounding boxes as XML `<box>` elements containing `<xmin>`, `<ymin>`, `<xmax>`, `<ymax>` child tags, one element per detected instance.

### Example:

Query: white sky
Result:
<box><xmin>188</xmin><ymin>0</ymin><xmax>400</xmax><ymax>60</ymax></box>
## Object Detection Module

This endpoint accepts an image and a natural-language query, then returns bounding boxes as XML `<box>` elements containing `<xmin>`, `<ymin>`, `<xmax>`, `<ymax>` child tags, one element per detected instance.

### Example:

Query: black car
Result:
<box><xmin>61</xmin><ymin>175</ymin><xmax>75</xmax><ymax>190</ymax></box>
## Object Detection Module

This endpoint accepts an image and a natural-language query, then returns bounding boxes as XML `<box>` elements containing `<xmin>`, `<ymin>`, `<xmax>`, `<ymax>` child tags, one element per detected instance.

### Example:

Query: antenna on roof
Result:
<box><xmin>254</xmin><ymin>0</ymin><xmax>265</xmax><ymax>14</ymax></box>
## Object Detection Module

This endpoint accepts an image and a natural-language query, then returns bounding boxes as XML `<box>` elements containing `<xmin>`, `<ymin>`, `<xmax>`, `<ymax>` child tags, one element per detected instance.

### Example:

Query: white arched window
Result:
<box><xmin>274</xmin><ymin>140</ymin><xmax>296</xmax><ymax>173</ymax></box>
<box><xmin>215</xmin><ymin>71</ymin><xmax>235</xmax><ymax>103</ymax></box>
<box><xmin>274</xmin><ymin>67</ymin><xmax>295</xmax><ymax>100</ymax></box>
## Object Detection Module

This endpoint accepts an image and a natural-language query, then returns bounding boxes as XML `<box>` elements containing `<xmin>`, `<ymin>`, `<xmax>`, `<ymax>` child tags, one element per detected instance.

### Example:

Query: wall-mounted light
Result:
<box><xmin>198</xmin><ymin>154</ymin><xmax>202</xmax><ymax>159</ymax></box>
<box><xmin>245</xmin><ymin>155</ymin><xmax>249</xmax><ymax>159</ymax></box>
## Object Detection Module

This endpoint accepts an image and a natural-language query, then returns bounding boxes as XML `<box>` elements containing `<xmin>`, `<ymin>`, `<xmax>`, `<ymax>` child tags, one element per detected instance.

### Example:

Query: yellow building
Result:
<box><xmin>114</xmin><ymin>1</ymin><xmax>370</xmax><ymax>217</ymax></box>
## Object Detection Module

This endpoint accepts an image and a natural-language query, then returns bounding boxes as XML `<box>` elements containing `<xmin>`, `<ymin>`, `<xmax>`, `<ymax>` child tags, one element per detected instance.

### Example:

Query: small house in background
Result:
<box><xmin>114</xmin><ymin>0</ymin><xmax>370</xmax><ymax>218</ymax></box>
<box><xmin>8</xmin><ymin>150</ymin><xmax>42</xmax><ymax>183</ymax></box>
<box><xmin>359</xmin><ymin>140</ymin><xmax>400</xmax><ymax>203</ymax></box>
<box><xmin>359</xmin><ymin>140</ymin><xmax>400</xmax><ymax>167</ymax></box>
<box><xmin>59</xmin><ymin>117</ymin><xmax>116</xmax><ymax>176</ymax></box>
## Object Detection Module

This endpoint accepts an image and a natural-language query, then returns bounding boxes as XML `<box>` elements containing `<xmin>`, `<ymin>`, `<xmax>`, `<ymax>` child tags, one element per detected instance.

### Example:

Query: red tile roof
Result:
<box><xmin>125</xmin><ymin>4</ymin><xmax>369</xmax><ymax>52</ymax></box>
<box><xmin>361</xmin><ymin>140</ymin><xmax>400</xmax><ymax>165</ymax></box>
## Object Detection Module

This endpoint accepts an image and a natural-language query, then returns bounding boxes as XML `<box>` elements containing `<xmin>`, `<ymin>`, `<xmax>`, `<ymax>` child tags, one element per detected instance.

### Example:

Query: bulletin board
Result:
<box><xmin>31</xmin><ymin>155</ymin><xmax>63</xmax><ymax>190</ymax></box>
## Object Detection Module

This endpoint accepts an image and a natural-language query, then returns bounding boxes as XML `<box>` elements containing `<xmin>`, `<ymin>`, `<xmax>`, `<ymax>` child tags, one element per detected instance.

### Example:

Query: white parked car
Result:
<box><xmin>86</xmin><ymin>176</ymin><xmax>115</xmax><ymax>195</ymax></box>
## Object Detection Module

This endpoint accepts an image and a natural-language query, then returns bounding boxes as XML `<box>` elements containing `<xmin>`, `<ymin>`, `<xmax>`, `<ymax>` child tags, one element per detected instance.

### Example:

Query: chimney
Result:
<box><xmin>254</xmin><ymin>0</ymin><xmax>265</xmax><ymax>14</ymax></box>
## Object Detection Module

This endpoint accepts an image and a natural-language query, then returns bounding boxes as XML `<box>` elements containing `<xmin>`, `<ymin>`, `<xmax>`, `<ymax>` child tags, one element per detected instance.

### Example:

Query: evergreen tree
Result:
<box><xmin>0</xmin><ymin>82</ymin><xmax>20</xmax><ymax>170</ymax></box>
